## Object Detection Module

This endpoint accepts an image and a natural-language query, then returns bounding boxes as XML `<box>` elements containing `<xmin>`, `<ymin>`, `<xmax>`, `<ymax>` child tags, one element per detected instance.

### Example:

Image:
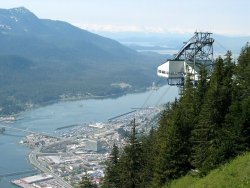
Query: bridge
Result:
<box><xmin>0</xmin><ymin>125</ymin><xmax>62</xmax><ymax>139</ymax></box>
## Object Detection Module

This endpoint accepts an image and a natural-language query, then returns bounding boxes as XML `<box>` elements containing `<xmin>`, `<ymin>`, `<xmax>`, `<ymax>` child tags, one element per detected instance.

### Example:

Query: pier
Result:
<box><xmin>0</xmin><ymin>125</ymin><xmax>61</xmax><ymax>139</ymax></box>
<box><xmin>0</xmin><ymin>170</ymin><xmax>37</xmax><ymax>178</ymax></box>
<box><xmin>108</xmin><ymin>110</ymin><xmax>136</xmax><ymax>121</ymax></box>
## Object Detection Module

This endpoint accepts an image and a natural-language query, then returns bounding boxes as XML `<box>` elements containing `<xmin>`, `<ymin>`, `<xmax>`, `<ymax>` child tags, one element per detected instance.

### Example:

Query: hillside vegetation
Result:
<box><xmin>101</xmin><ymin>44</ymin><xmax>250</xmax><ymax>188</ymax></box>
<box><xmin>167</xmin><ymin>152</ymin><xmax>250</xmax><ymax>188</ymax></box>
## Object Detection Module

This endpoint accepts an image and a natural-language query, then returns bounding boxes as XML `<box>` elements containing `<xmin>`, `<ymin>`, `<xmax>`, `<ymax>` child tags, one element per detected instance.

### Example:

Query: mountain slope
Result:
<box><xmin>0</xmin><ymin>7</ymin><xmax>143</xmax><ymax>64</ymax></box>
<box><xmin>0</xmin><ymin>7</ymin><xmax>166</xmax><ymax>115</ymax></box>
<box><xmin>166</xmin><ymin>152</ymin><xmax>250</xmax><ymax>188</ymax></box>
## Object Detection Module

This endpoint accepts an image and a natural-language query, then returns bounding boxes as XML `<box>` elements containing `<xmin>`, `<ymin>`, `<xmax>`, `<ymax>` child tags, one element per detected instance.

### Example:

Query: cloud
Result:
<box><xmin>73</xmin><ymin>23</ymin><xmax>198</xmax><ymax>35</ymax></box>
<box><xmin>74</xmin><ymin>23</ymin><xmax>169</xmax><ymax>33</ymax></box>
<box><xmin>73</xmin><ymin>23</ymin><xmax>250</xmax><ymax>36</ymax></box>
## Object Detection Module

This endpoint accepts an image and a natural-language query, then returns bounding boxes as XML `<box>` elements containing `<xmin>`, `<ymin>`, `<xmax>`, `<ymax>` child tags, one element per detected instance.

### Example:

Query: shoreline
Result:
<box><xmin>0</xmin><ymin>87</ymin><xmax>150</xmax><ymax>120</ymax></box>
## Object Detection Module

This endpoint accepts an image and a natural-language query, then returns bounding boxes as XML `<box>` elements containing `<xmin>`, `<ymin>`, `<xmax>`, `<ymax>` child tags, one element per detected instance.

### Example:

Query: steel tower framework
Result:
<box><xmin>174</xmin><ymin>32</ymin><xmax>214</xmax><ymax>73</ymax></box>
<box><xmin>157</xmin><ymin>32</ymin><xmax>215</xmax><ymax>94</ymax></box>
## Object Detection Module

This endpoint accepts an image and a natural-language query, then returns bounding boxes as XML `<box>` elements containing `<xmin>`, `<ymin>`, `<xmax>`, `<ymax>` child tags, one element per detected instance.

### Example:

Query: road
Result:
<box><xmin>29</xmin><ymin>146</ymin><xmax>73</xmax><ymax>188</ymax></box>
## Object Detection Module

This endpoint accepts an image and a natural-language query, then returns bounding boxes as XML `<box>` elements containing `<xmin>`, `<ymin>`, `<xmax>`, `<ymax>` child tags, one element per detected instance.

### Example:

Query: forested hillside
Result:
<box><xmin>0</xmin><ymin>7</ymin><xmax>167</xmax><ymax>115</ymax></box>
<box><xmin>101</xmin><ymin>44</ymin><xmax>250</xmax><ymax>188</ymax></box>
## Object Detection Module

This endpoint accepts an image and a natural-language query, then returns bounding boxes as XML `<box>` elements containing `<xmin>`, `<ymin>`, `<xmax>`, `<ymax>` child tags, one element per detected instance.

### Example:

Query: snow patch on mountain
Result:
<box><xmin>0</xmin><ymin>24</ymin><xmax>11</xmax><ymax>30</ymax></box>
<box><xmin>11</xmin><ymin>7</ymin><xmax>31</xmax><ymax>14</ymax></box>
<box><xmin>10</xmin><ymin>16</ymin><xmax>19</xmax><ymax>22</ymax></box>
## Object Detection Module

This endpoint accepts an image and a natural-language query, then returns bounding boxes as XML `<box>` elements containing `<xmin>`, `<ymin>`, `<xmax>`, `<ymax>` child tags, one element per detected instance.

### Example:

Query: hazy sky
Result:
<box><xmin>0</xmin><ymin>0</ymin><xmax>250</xmax><ymax>36</ymax></box>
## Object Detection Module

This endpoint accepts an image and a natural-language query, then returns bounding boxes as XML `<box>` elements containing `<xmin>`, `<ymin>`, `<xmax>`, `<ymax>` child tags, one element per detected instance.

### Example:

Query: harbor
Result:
<box><xmin>14</xmin><ymin>107</ymin><xmax>160</xmax><ymax>187</ymax></box>
<box><xmin>0</xmin><ymin>85</ymin><xmax>178</xmax><ymax>187</ymax></box>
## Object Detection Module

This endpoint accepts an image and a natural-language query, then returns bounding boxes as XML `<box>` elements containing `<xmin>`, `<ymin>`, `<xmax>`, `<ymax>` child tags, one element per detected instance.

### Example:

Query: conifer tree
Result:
<box><xmin>127</xmin><ymin>118</ymin><xmax>144</xmax><ymax>188</ymax></box>
<box><xmin>117</xmin><ymin>119</ymin><xmax>144</xmax><ymax>188</ymax></box>
<box><xmin>103</xmin><ymin>143</ymin><xmax>120</xmax><ymax>188</ymax></box>
<box><xmin>152</xmin><ymin>103</ymin><xmax>175</xmax><ymax>185</ymax></box>
<box><xmin>191</xmin><ymin>56</ymin><xmax>234</xmax><ymax>173</ymax></box>
<box><xmin>235</xmin><ymin>44</ymin><xmax>250</xmax><ymax>149</ymax></box>
<box><xmin>195</xmin><ymin>64</ymin><xmax>208</xmax><ymax>114</ymax></box>
<box><xmin>139</xmin><ymin>128</ymin><xmax>157</xmax><ymax>187</ymax></box>
<box><xmin>153</xmin><ymin>76</ymin><xmax>195</xmax><ymax>185</ymax></box>
<box><xmin>190</xmin><ymin>67</ymin><xmax>207</xmax><ymax>166</ymax></box>
<box><xmin>225</xmin><ymin>44</ymin><xmax>250</xmax><ymax>153</ymax></box>
<box><xmin>79</xmin><ymin>172</ymin><xmax>97</xmax><ymax>188</ymax></box>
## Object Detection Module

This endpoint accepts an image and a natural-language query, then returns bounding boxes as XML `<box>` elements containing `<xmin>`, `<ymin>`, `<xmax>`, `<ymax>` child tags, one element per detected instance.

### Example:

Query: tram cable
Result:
<box><xmin>155</xmin><ymin>85</ymin><xmax>171</xmax><ymax>106</ymax></box>
<box><xmin>139</xmin><ymin>79</ymin><xmax>161</xmax><ymax>108</ymax></box>
<box><xmin>214</xmin><ymin>40</ymin><xmax>229</xmax><ymax>54</ymax></box>
<box><xmin>140</xmin><ymin>89</ymin><xmax>155</xmax><ymax>108</ymax></box>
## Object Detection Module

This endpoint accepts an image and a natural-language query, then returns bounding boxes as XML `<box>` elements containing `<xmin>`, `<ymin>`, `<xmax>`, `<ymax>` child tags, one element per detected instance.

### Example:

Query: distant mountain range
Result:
<box><xmin>0</xmin><ymin>7</ymin><xmax>167</xmax><ymax>115</ymax></box>
<box><xmin>99</xmin><ymin>31</ymin><xmax>250</xmax><ymax>55</ymax></box>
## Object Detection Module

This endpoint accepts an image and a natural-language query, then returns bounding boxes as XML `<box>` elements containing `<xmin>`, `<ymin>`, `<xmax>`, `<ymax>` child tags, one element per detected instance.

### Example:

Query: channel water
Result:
<box><xmin>0</xmin><ymin>85</ymin><xmax>178</xmax><ymax>187</ymax></box>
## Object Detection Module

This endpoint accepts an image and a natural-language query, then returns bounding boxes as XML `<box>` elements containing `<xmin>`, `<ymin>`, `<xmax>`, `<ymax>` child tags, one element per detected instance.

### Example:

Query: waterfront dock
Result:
<box><xmin>0</xmin><ymin>170</ymin><xmax>36</xmax><ymax>178</ymax></box>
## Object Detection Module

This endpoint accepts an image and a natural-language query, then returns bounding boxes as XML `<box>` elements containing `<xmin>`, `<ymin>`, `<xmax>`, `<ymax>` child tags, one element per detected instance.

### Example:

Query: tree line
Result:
<box><xmin>98</xmin><ymin>44</ymin><xmax>250</xmax><ymax>188</ymax></box>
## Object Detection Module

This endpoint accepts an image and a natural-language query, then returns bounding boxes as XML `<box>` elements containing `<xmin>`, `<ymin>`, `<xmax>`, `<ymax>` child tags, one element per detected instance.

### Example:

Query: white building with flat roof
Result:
<box><xmin>17</xmin><ymin>173</ymin><xmax>53</xmax><ymax>184</ymax></box>
<box><xmin>85</xmin><ymin>140</ymin><xmax>102</xmax><ymax>152</ymax></box>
